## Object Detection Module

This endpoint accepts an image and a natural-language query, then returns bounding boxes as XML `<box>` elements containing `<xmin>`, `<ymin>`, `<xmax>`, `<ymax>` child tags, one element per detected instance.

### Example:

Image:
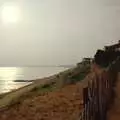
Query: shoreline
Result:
<box><xmin>0</xmin><ymin>67</ymin><xmax>73</xmax><ymax>109</ymax></box>
<box><xmin>0</xmin><ymin>67</ymin><xmax>71</xmax><ymax>96</ymax></box>
<box><xmin>0</xmin><ymin>76</ymin><xmax>55</xmax><ymax>109</ymax></box>
<box><xmin>0</xmin><ymin>63</ymin><xmax>90</xmax><ymax>110</ymax></box>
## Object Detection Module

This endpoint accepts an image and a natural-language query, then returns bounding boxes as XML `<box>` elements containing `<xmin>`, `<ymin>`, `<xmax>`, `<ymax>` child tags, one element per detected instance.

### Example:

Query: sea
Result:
<box><xmin>0</xmin><ymin>67</ymin><xmax>69</xmax><ymax>94</ymax></box>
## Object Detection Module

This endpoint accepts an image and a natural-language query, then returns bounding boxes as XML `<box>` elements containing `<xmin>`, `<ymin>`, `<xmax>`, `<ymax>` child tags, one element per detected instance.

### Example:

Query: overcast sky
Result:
<box><xmin>0</xmin><ymin>0</ymin><xmax>119</xmax><ymax>66</ymax></box>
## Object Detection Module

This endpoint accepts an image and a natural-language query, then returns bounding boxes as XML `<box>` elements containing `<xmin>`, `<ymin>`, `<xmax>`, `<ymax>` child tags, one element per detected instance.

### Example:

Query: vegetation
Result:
<box><xmin>7</xmin><ymin>59</ymin><xmax>91</xmax><ymax>108</ymax></box>
<box><xmin>31</xmin><ymin>83</ymin><xmax>56</xmax><ymax>93</ymax></box>
<box><xmin>70</xmin><ymin>73</ymin><xmax>87</xmax><ymax>83</ymax></box>
<box><xmin>9</xmin><ymin>83</ymin><xmax>57</xmax><ymax>107</ymax></box>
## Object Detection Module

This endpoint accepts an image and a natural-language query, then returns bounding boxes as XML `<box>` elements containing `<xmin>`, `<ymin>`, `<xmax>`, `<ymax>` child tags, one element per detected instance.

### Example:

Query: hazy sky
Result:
<box><xmin>0</xmin><ymin>0</ymin><xmax>119</xmax><ymax>66</ymax></box>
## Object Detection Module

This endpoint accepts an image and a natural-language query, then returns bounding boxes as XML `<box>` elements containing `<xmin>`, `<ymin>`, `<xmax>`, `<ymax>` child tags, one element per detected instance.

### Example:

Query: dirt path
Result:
<box><xmin>107</xmin><ymin>73</ymin><xmax>120</xmax><ymax>120</ymax></box>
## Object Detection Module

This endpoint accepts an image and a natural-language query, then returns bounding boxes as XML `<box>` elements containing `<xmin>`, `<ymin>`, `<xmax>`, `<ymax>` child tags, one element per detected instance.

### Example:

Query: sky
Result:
<box><xmin>0</xmin><ymin>0</ymin><xmax>119</xmax><ymax>66</ymax></box>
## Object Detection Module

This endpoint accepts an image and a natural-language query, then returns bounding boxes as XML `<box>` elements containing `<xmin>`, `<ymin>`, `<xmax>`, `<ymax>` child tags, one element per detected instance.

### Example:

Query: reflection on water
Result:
<box><xmin>0</xmin><ymin>67</ymin><xmax>28</xmax><ymax>93</ymax></box>
<box><xmin>0</xmin><ymin>67</ymin><xmax>67</xmax><ymax>93</ymax></box>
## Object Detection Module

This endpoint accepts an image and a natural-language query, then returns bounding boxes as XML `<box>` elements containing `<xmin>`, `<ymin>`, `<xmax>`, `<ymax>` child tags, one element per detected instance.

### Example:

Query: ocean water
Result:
<box><xmin>0</xmin><ymin>67</ymin><xmax>68</xmax><ymax>94</ymax></box>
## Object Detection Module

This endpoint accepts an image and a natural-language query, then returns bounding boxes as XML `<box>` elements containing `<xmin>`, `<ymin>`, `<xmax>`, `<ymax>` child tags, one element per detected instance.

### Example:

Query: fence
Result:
<box><xmin>78</xmin><ymin>70</ymin><xmax>114</xmax><ymax>120</ymax></box>
<box><xmin>78</xmin><ymin>56</ymin><xmax>120</xmax><ymax>120</ymax></box>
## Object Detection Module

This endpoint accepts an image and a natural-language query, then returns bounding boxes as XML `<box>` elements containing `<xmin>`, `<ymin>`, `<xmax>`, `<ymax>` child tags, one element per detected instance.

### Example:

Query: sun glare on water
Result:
<box><xmin>1</xmin><ymin>3</ymin><xmax>21</xmax><ymax>24</ymax></box>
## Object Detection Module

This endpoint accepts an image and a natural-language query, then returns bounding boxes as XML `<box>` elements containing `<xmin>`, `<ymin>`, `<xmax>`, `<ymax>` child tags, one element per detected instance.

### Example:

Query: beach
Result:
<box><xmin>0</xmin><ymin>63</ymin><xmax>90</xmax><ymax>120</ymax></box>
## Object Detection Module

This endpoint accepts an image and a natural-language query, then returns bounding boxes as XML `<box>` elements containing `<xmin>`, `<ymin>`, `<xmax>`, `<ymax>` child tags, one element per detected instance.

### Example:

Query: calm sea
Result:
<box><xmin>0</xmin><ymin>67</ymin><xmax>68</xmax><ymax>94</ymax></box>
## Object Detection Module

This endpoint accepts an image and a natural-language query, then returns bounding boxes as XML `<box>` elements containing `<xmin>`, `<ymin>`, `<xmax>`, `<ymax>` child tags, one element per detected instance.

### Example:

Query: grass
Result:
<box><xmin>9</xmin><ymin>83</ymin><xmax>56</xmax><ymax>107</ymax></box>
<box><xmin>69</xmin><ymin>73</ymin><xmax>87</xmax><ymax>84</ymax></box>
<box><xmin>32</xmin><ymin>83</ymin><xmax>56</xmax><ymax>93</ymax></box>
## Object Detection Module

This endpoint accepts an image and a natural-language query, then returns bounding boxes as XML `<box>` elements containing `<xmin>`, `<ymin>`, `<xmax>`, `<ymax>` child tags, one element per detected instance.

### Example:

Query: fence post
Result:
<box><xmin>83</xmin><ymin>87</ymin><xmax>88</xmax><ymax>120</ymax></box>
